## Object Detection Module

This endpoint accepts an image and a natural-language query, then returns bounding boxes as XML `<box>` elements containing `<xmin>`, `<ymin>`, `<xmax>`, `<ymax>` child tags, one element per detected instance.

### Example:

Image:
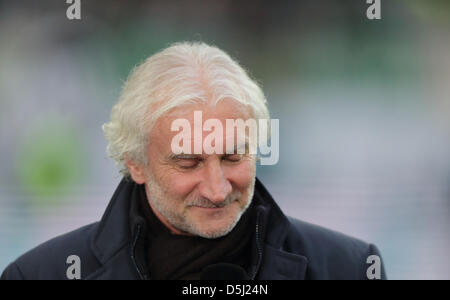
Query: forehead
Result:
<box><xmin>155</xmin><ymin>99</ymin><xmax>252</xmax><ymax>131</ymax></box>
<box><xmin>174</xmin><ymin>99</ymin><xmax>250</xmax><ymax>119</ymax></box>
<box><xmin>148</xmin><ymin>99</ymin><xmax>254</xmax><ymax>154</ymax></box>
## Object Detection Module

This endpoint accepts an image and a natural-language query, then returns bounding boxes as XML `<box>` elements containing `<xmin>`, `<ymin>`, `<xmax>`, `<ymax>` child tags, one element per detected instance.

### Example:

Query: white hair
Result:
<box><xmin>102</xmin><ymin>41</ymin><xmax>270</xmax><ymax>177</ymax></box>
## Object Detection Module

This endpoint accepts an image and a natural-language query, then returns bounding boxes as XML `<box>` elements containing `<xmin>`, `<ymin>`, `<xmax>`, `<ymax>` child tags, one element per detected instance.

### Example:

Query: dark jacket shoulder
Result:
<box><xmin>1</xmin><ymin>223</ymin><xmax>101</xmax><ymax>280</ymax></box>
<box><xmin>284</xmin><ymin>217</ymin><xmax>386</xmax><ymax>280</ymax></box>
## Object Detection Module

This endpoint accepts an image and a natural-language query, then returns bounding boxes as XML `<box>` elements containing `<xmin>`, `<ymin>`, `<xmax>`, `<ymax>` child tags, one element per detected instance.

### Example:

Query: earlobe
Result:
<box><xmin>125</xmin><ymin>155</ymin><xmax>146</xmax><ymax>184</ymax></box>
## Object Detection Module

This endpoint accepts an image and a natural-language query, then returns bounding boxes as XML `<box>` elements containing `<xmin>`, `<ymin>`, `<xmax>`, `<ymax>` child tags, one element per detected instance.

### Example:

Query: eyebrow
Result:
<box><xmin>167</xmin><ymin>142</ymin><xmax>250</xmax><ymax>160</ymax></box>
<box><xmin>167</xmin><ymin>154</ymin><xmax>202</xmax><ymax>161</ymax></box>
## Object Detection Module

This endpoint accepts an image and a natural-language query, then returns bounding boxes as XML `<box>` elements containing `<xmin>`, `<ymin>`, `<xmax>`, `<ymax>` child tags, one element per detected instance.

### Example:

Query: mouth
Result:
<box><xmin>191</xmin><ymin>205</ymin><xmax>226</xmax><ymax>211</ymax></box>
<box><xmin>188</xmin><ymin>204</ymin><xmax>233</xmax><ymax>216</ymax></box>
<box><xmin>187</xmin><ymin>198</ymin><xmax>239</xmax><ymax>214</ymax></box>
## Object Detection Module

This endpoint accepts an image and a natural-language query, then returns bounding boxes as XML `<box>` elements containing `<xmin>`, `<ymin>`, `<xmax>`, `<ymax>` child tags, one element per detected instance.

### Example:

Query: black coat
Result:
<box><xmin>1</xmin><ymin>178</ymin><xmax>386</xmax><ymax>280</ymax></box>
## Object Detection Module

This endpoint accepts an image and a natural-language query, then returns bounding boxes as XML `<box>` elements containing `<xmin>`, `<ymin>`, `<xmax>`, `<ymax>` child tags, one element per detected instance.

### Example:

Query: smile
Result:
<box><xmin>191</xmin><ymin>205</ymin><xmax>226</xmax><ymax>210</ymax></box>
<box><xmin>190</xmin><ymin>206</ymin><xmax>228</xmax><ymax>213</ymax></box>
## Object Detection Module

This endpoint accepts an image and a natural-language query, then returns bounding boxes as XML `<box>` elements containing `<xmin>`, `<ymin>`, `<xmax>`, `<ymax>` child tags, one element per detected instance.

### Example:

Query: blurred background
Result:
<box><xmin>0</xmin><ymin>0</ymin><xmax>449</xmax><ymax>279</ymax></box>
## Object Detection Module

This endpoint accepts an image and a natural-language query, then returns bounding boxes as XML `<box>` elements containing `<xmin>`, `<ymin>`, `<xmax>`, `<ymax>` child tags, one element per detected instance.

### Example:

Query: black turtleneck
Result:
<box><xmin>138</xmin><ymin>185</ymin><xmax>256</xmax><ymax>280</ymax></box>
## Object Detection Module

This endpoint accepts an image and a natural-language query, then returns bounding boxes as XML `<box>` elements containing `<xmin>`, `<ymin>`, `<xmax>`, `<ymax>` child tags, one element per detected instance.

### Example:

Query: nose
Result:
<box><xmin>199</xmin><ymin>159</ymin><xmax>232</xmax><ymax>204</ymax></box>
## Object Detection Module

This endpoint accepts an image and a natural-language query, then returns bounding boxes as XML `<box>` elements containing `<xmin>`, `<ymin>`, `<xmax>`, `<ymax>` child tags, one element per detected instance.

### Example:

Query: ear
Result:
<box><xmin>125</xmin><ymin>155</ymin><xmax>147</xmax><ymax>184</ymax></box>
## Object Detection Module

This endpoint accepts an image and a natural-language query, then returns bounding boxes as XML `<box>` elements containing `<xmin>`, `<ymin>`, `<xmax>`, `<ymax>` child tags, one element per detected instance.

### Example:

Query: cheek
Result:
<box><xmin>147</xmin><ymin>151</ymin><xmax>198</xmax><ymax>200</ymax></box>
<box><xmin>157</xmin><ymin>171</ymin><xmax>199</xmax><ymax>199</ymax></box>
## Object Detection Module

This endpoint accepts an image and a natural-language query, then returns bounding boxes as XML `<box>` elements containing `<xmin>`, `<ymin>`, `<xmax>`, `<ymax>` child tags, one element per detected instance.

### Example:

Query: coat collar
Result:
<box><xmin>89</xmin><ymin>178</ymin><xmax>136</xmax><ymax>265</ymax></box>
<box><xmin>252</xmin><ymin>178</ymin><xmax>308</xmax><ymax>280</ymax></box>
<box><xmin>89</xmin><ymin>177</ymin><xmax>308</xmax><ymax>280</ymax></box>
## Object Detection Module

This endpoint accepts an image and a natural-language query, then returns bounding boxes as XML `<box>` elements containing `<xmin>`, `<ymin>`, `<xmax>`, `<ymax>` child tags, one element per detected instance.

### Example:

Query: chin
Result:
<box><xmin>188</xmin><ymin>210</ymin><xmax>241</xmax><ymax>239</ymax></box>
<box><xmin>194</xmin><ymin>225</ymin><xmax>235</xmax><ymax>239</ymax></box>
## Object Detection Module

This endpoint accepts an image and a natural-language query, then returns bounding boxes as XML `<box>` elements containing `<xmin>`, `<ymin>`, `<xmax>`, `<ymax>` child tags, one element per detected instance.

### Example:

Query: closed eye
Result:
<box><xmin>169</xmin><ymin>154</ymin><xmax>243</xmax><ymax>169</ymax></box>
<box><xmin>176</xmin><ymin>158</ymin><xmax>202</xmax><ymax>169</ymax></box>
<box><xmin>169</xmin><ymin>154</ymin><xmax>204</xmax><ymax>169</ymax></box>
<box><xmin>222</xmin><ymin>154</ymin><xmax>243</xmax><ymax>162</ymax></box>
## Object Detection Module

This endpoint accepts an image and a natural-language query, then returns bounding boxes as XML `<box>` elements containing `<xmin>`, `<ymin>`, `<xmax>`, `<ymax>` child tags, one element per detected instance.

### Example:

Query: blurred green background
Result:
<box><xmin>0</xmin><ymin>0</ymin><xmax>449</xmax><ymax>279</ymax></box>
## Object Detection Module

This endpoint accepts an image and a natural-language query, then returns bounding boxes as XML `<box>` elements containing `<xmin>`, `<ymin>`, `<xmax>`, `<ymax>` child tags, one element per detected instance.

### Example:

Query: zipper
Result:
<box><xmin>251</xmin><ymin>210</ymin><xmax>263</xmax><ymax>280</ymax></box>
<box><xmin>131</xmin><ymin>224</ymin><xmax>146</xmax><ymax>280</ymax></box>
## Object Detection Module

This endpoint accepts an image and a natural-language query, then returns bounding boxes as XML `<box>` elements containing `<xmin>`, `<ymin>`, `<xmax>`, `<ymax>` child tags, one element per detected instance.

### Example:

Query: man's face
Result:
<box><xmin>139</xmin><ymin>99</ymin><xmax>257</xmax><ymax>238</ymax></box>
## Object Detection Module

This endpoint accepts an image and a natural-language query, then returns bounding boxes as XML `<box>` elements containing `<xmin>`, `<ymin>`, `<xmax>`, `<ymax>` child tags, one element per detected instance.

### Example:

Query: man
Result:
<box><xmin>1</xmin><ymin>42</ymin><xmax>386</xmax><ymax>280</ymax></box>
